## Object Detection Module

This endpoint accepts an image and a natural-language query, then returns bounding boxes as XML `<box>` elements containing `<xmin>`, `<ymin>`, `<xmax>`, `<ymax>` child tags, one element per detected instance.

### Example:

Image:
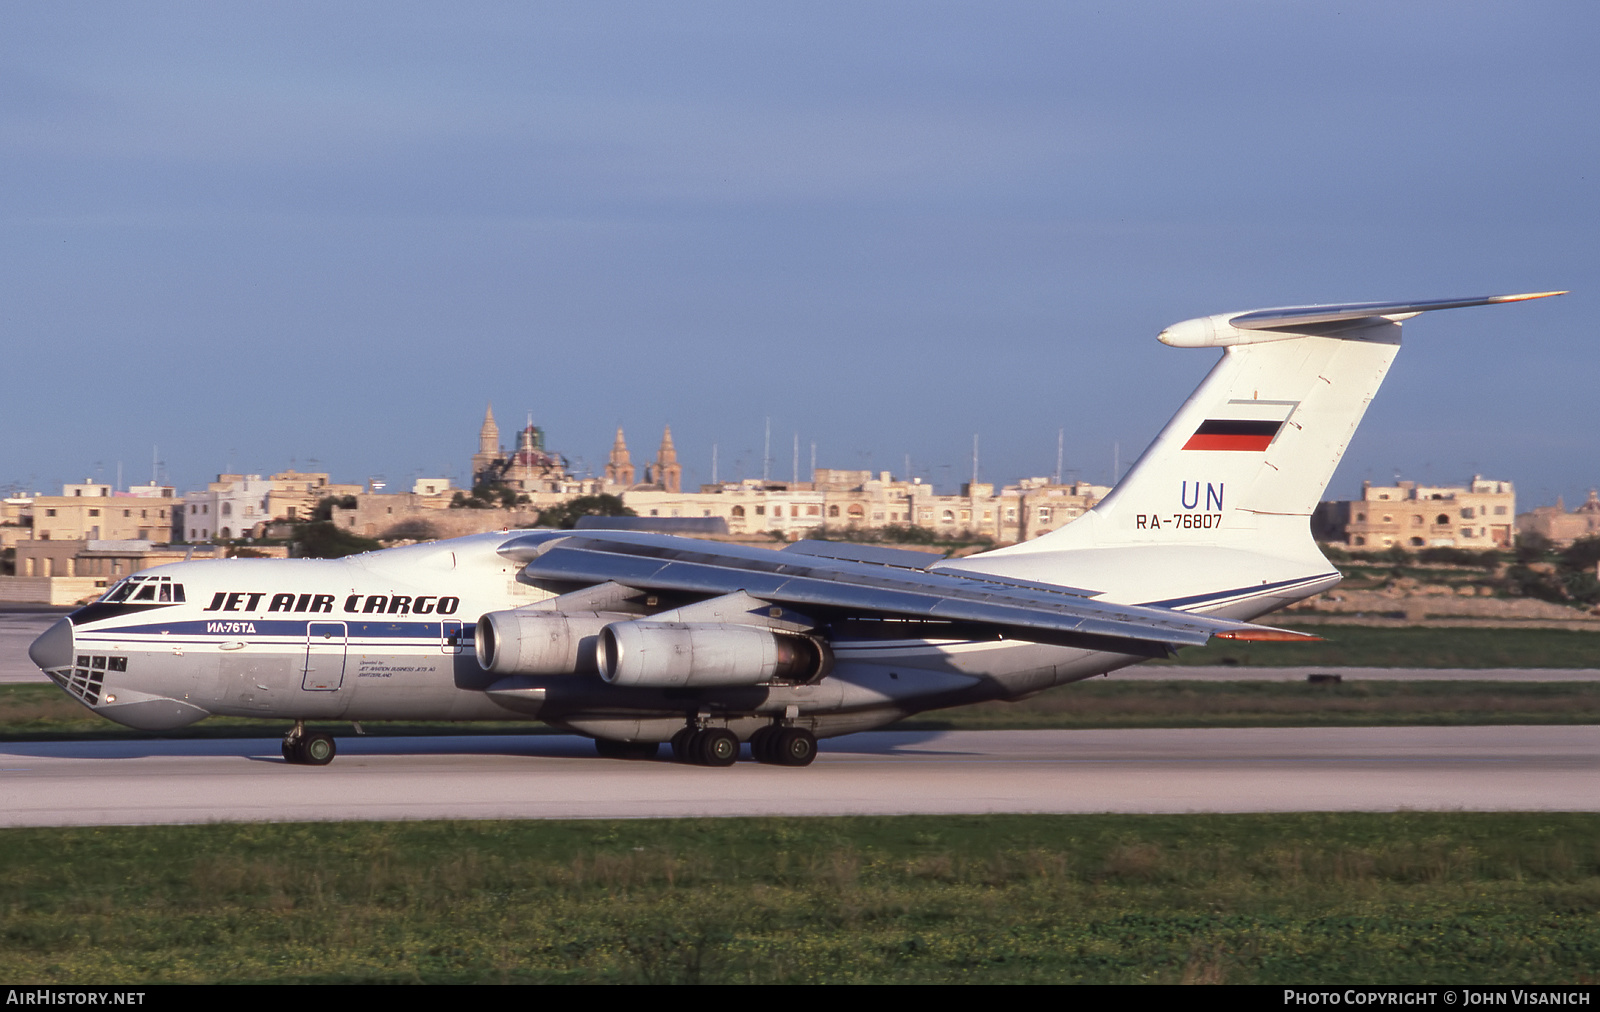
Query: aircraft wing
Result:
<box><xmin>496</xmin><ymin>530</ymin><xmax>1306</xmax><ymax>654</ymax></box>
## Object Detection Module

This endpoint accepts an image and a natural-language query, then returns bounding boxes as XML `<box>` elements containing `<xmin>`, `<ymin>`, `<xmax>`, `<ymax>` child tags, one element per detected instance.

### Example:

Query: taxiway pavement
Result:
<box><xmin>2</xmin><ymin>726</ymin><xmax>1594</xmax><ymax>827</ymax></box>
<box><xmin>0</xmin><ymin>611</ymin><xmax>64</xmax><ymax>683</ymax></box>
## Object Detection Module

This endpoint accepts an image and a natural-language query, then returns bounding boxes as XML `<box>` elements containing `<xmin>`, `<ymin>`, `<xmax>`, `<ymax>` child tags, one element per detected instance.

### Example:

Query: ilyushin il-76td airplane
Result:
<box><xmin>29</xmin><ymin>292</ymin><xmax>1563</xmax><ymax>767</ymax></box>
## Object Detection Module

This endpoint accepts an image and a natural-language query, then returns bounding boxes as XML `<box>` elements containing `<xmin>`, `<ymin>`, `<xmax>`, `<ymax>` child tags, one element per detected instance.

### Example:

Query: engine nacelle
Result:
<box><xmin>597</xmin><ymin>621</ymin><xmax>832</xmax><ymax>688</ymax></box>
<box><xmin>475</xmin><ymin>610</ymin><xmax>628</xmax><ymax>675</ymax></box>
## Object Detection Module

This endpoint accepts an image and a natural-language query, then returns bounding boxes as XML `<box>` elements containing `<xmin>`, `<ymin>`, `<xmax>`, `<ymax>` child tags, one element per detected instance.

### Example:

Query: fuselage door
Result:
<box><xmin>303</xmin><ymin>622</ymin><xmax>348</xmax><ymax>691</ymax></box>
<box><xmin>441</xmin><ymin>619</ymin><xmax>465</xmax><ymax>655</ymax></box>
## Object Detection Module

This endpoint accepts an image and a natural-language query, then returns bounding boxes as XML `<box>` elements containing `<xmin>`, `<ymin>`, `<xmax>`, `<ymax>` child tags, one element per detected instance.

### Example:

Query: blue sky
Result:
<box><xmin>2</xmin><ymin>2</ymin><xmax>1594</xmax><ymax>506</ymax></box>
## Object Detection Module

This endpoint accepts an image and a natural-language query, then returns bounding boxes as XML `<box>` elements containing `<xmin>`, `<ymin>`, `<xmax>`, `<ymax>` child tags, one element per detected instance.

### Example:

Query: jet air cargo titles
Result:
<box><xmin>199</xmin><ymin>591</ymin><xmax>460</xmax><ymax>615</ymax></box>
<box><xmin>29</xmin><ymin>291</ymin><xmax>1564</xmax><ymax>768</ymax></box>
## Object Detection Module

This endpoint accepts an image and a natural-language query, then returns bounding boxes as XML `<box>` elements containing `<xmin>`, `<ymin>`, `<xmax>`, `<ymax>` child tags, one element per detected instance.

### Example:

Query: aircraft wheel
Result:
<box><xmin>774</xmin><ymin>728</ymin><xmax>817</xmax><ymax>767</ymax></box>
<box><xmin>748</xmin><ymin>725</ymin><xmax>777</xmax><ymax>764</ymax></box>
<box><xmin>301</xmin><ymin>733</ymin><xmax>337</xmax><ymax>766</ymax></box>
<box><xmin>697</xmin><ymin>728</ymin><xmax>739</xmax><ymax>767</ymax></box>
<box><xmin>281</xmin><ymin>739</ymin><xmax>301</xmax><ymax>764</ymax></box>
<box><xmin>671</xmin><ymin>727</ymin><xmax>698</xmax><ymax>762</ymax></box>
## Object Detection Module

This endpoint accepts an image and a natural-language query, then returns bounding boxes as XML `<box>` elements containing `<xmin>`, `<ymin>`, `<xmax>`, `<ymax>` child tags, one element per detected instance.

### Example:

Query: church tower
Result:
<box><xmin>472</xmin><ymin>403</ymin><xmax>502</xmax><ymax>483</ymax></box>
<box><xmin>605</xmin><ymin>428</ymin><xmax>635</xmax><ymax>487</ymax></box>
<box><xmin>653</xmin><ymin>426</ymin><xmax>682</xmax><ymax>493</ymax></box>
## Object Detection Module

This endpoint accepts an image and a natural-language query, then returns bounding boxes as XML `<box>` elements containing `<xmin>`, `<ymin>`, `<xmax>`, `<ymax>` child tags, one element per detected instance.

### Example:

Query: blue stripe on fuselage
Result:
<box><xmin>74</xmin><ymin>619</ymin><xmax>475</xmax><ymax>639</ymax></box>
<box><xmin>1140</xmin><ymin>573</ymin><xmax>1337</xmax><ymax>611</ymax></box>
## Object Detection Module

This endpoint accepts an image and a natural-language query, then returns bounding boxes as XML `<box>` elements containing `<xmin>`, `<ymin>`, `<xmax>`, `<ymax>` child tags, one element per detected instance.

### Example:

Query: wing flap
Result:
<box><xmin>780</xmin><ymin>539</ymin><xmax>943</xmax><ymax>569</ymax></box>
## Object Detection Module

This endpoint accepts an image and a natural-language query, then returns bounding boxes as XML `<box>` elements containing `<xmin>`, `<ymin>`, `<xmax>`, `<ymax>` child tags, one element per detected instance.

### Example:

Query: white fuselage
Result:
<box><xmin>40</xmin><ymin>529</ymin><xmax>1319</xmax><ymax>741</ymax></box>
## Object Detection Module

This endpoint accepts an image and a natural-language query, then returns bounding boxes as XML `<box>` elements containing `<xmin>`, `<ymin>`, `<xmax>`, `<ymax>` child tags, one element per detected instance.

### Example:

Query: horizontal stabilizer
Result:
<box><xmin>1227</xmin><ymin>291</ymin><xmax>1567</xmax><ymax>331</ymax></box>
<box><xmin>1160</xmin><ymin>291</ymin><xmax>1565</xmax><ymax>348</ymax></box>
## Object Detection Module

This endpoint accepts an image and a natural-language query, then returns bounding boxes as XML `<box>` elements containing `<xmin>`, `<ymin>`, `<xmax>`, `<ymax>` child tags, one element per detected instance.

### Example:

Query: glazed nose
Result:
<box><xmin>29</xmin><ymin>617</ymin><xmax>74</xmax><ymax>672</ymax></box>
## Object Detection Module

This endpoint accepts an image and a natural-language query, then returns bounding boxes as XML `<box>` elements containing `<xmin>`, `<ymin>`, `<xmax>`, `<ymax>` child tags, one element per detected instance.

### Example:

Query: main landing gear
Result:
<box><xmin>669</xmin><ymin>724</ymin><xmax>817</xmax><ymax>767</ymax></box>
<box><xmin>282</xmin><ymin>720</ymin><xmax>337</xmax><ymax>766</ymax></box>
<box><xmin>749</xmin><ymin>725</ymin><xmax>818</xmax><ymax>766</ymax></box>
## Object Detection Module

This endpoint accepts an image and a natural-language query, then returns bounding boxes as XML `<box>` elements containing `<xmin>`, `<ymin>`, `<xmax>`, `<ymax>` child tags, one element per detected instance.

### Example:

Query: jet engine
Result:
<box><xmin>597</xmin><ymin>621</ymin><xmax>832</xmax><ymax>688</ymax></box>
<box><xmin>475</xmin><ymin>610</ymin><xmax>628</xmax><ymax>675</ymax></box>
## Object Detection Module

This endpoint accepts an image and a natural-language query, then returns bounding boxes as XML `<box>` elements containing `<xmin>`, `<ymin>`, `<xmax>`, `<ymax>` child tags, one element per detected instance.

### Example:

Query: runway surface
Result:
<box><xmin>0</xmin><ymin>611</ymin><xmax>64</xmax><ymax>684</ymax></box>
<box><xmin>2</xmin><ymin>726</ymin><xmax>1594</xmax><ymax>827</ymax></box>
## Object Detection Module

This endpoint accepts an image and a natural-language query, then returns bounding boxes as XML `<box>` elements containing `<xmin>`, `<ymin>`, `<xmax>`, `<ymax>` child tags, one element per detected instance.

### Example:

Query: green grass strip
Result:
<box><xmin>2</xmin><ymin>814</ymin><xmax>1596</xmax><ymax>984</ymax></box>
<box><xmin>1154</xmin><ymin>623</ymin><xmax>1600</xmax><ymax>668</ymax></box>
<box><xmin>901</xmin><ymin>678</ymin><xmax>1600</xmax><ymax>730</ymax></box>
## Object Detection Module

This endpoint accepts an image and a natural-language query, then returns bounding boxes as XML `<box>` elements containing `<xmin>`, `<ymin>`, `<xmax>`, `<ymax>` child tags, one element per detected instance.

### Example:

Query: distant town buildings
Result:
<box><xmin>179</xmin><ymin>472</ymin><xmax>362</xmax><ymax>542</ymax></box>
<box><xmin>618</xmin><ymin>469</ymin><xmax>1107</xmax><ymax>543</ymax></box>
<box><xmin>1517</xmin><ymin>490</ymin><xmax>1600</xmax><ymax>547</ymax></box>
<box><xmin>1315</xmin><ymin>477</ymin><xmax>1516</xmax><ymax>551</ymax></box>
<box><xmin>11</xmin><ymin>403</ymin><xmax>1600</xmax><ymax>608</ymax></box>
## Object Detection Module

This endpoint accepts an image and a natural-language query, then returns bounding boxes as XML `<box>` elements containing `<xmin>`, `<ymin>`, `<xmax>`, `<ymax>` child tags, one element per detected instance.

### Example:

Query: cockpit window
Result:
<box><xmin>101</xmin><ymin>580</ymin><xmax>135</xmax><ymax>603</ymax></box>
<box><xmin>97</xmin><ymin>575</ymin><xmax>186</xmax><ymax>605</ymax></box>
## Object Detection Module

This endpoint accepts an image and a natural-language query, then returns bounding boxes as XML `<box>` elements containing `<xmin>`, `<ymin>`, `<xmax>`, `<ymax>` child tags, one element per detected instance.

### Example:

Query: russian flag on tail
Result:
<box><xmin>1182</xmin><ymin>419</ymin><xmax>1284</xmax><ymax>452</ymax></box>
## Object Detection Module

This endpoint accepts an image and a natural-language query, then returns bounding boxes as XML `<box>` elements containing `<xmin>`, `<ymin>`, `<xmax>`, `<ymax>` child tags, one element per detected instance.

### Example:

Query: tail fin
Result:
<box><xmin>945</xmin><ymin>293</ymin><xmax>1563</xmax><ymax>611</ymax></box>
<box><xmin>1052</xmin><ymin>307</ymin><xmax>1406</xmax><ymax>559</ymax></box>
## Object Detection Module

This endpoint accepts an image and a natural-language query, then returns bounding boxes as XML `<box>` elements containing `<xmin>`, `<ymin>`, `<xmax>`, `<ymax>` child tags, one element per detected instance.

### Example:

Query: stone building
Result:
<box><xmin>1517</xmin><ymin>490</ymin><xmax>1600</xmax><ymax>547</ymax></box>
<box><xmin>264</xmin><ymin>471</ymin><xmax>362</xmax><ymax>525</ymax></box>
<box><xmin>648</xmin><ymin>427</ymin><xmax>682</xmax><ymax>493</ymax></box>
<box><xmin>24</xmin><ymin>481</ymin><xmax>178</xmax><ymax>543</ymax></box>
<box><xmin>330</xmin><ymin>495</ymin><xmax>545</xmax><ymax>541</ymax></box>
<box><xmin>1000</xmin><ymin>477</ymin><xmax>1108</xmax><ymax>542</ymax></box>
<box><xmin>2</xmin><ymin>539</ymin><xmax>231</xmax><ymax>605</ymax></box>
<box><xmin>604</xmin><ymin>427</ymin><xmax>682</xmax><ymax>493</ymax></box>
<box><xmin>471</xmin><ymin>403</ymin><xmax>502</xmax><ymax>485</ymax></box>
<box><xmin>471</xmin><ymin>405</ymin><xmax>575</xmax><ymax>494</ymax></box>
<box><xmin>178</xmin><ymin>472</ymin><xmax>361</xmax><ymax>542</ymax></box>
<box><xmin>804</xmin><ymin>469</ymin><xmax>1104</xmax><ymax>543</ymax></box>
<box><xmin>625</xmin><ymin>480</ymin><xmax>827</xmax><ymax>539</ymax></box>
<box><xmin>604</xmin><ymin>428</ymin><xmax>635</xmax><ymax>488</ymax></box>
<box><xmin>0</xmin><ymin>497</ymin><xmax>29</xmax><ymax>550</ymax></box>
<box><xmin>1318</xmin><ymin>477</ymin><xmax>1516</xmax><ymax>550</ymax></box>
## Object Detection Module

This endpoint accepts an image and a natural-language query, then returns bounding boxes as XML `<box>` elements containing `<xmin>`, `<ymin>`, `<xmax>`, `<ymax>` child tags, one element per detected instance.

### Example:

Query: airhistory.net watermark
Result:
<box><xmin>5</xmin><ymin>993</ymin><xmax>145</xmax><ymax>1005</ymax></box>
